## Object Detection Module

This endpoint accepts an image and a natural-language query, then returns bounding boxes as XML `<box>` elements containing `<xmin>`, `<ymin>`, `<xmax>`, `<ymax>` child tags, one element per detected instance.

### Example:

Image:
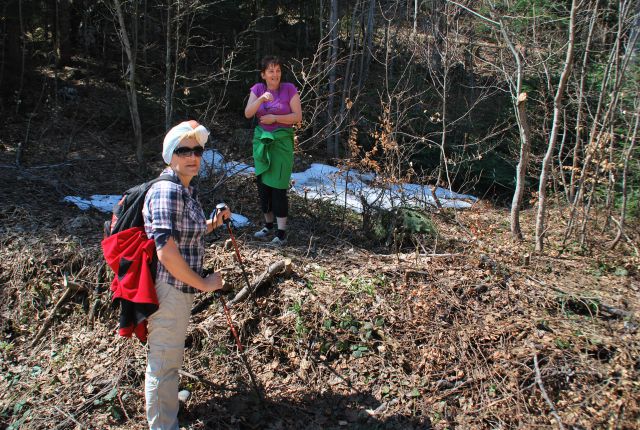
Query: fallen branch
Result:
<box><xmin>31</xmin><ymin>275</ymin><xmax>87</xmax><ymax>347</ymax></box>
<box><xmin>227</xmin><ymin>259</ymin><xmax>292</xmax><ymax>306</ymax></box>
<box><xmin>179</xmin><ymin>369</ymin><xmax>239</xmax><ymax>392</ymax></box>
<box><xmin>534</xmin><ymin>354</ymin><xmax>566</xmax><ymax>430</ymax></box>
<box><xmin>526</xmin><ymin>276</ymin><xmax>633</xmax><ymax>319</ymax></box>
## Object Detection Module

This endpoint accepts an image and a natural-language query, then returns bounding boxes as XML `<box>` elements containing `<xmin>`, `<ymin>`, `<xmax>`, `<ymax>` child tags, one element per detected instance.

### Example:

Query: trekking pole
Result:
<box><xmin>212</xmin><ymin>203</ymin><xmax>253</xmax><ymax>294</ymax></box>
<box><xmin>215</xmin><ymin>290</ymin><xmax>264</xmax><ymax>405</ymax></box>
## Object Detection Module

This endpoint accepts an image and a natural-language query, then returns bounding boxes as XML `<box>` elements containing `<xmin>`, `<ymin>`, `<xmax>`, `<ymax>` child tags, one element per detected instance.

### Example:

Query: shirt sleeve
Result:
<box><xmin>285</xmin><ymin>82</ymin><xmax>298</xmax><ymax>99</ymax></box>
<box><xmin>250</xmin><ymin>83</ymin><xmax>265</xmax><ymax>97</ymax></box>
<box><xmin>146</xmin><ymin>182</ymin><xmax>184</xmax><ymax>250</ymax></box>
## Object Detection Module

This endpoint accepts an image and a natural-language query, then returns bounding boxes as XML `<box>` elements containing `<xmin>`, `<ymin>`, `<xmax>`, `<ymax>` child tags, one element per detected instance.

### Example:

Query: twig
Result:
<box><xmin>53</xmin><ymin>406</ymin><xmax>84</xmax><ymax>429</ymax></box>
<box><xmin>31</xmin><ymin>275</ymin><xmax>86</xmax><ymax>346</ymax></box>
<box><xmin>534</xmin><ymin>354</ymin><xmax>566</xmax><ymax>430</ymax></box>
<box><xmin>117</xmin><ymin>391</ymin><xmax>131</xmax><ymax>421</ymax></box>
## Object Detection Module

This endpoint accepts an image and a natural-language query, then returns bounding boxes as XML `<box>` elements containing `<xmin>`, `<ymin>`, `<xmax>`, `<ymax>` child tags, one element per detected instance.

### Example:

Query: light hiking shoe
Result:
<box><xmin>254</xmin><ymin>227</ymin><xmax>272</xmax><ymax>238</ymax></box>
<box><xmin>270</xmin><ymin>236</ymin><xmax>287</xmax><ymax>246</ymax></box>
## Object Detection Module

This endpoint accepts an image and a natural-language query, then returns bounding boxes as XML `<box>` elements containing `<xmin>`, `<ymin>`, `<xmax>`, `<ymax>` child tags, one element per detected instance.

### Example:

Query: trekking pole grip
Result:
<box><xmin>210</xmin><ymin>202</ymin><xmax>231</xmax><ymax>229</ymax></box>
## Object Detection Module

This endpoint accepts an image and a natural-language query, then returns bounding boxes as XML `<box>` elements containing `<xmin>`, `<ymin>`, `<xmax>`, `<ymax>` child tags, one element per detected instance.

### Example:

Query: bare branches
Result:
<box><xmin>533</xmin><ymin>354</ymin><xmax>566</xmax><ymax>430</ymax></box>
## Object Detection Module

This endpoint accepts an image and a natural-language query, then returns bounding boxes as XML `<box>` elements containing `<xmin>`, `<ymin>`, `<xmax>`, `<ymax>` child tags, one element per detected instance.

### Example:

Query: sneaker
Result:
<box><xmin>254</xmin><ymin>227</ymin><xmax>271</xmax><ymax>238</ymax></box>
<box><xmin>270</xmin><ymin>236</ymin><xmax>287</xmax><ymax>246</ymax></box>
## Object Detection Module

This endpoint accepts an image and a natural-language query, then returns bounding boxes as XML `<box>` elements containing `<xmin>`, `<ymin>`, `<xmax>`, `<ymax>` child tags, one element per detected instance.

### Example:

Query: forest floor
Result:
<box><xmin>1</xmin><ymin>69</ymin><xmax>639</xmax><ymax>429</ymax></box>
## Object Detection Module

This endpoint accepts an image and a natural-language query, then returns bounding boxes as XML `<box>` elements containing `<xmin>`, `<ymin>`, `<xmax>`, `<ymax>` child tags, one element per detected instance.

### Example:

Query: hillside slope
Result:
<box><xmin>0</xmin><ymin>167</ymin><xmax>638</xmax><ymax>429</ymax></box>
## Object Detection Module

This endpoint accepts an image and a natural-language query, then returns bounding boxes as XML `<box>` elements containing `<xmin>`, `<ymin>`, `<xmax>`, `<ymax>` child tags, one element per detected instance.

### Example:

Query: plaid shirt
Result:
<box><xmin>143</xmin><ymin>168</ymin><xmax>206</xmax><ymax>294</ymax></box>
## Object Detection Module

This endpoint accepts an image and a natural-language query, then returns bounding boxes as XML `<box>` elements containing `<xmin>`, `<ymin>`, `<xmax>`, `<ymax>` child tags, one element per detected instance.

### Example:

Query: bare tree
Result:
<box><xmin>534</xmin><ymin>0</ymin><xmax>578</xmax><ymax>252</ymax></box>
<box><xmin>112</xmin><ymin>0</ymin><xmax>143</xmax><ymax>164</ymax></box>
<box><xmin>568</xmin><ymin>1</ymin><xmax>598</xmax><ymax>202</ymax></box>
<box><xmin>610</xmin><ymin>103</ymin><xmax>639</xmax><ymax>250</ymax></box>
<box><xmin>563</xmin><ymin>0</ymin><xmax>638</xmax><ymax>245</ymax></box>
<box><xmin>165</xmin><ymin>0</ymin><xmax>173</xmax><ymax>131</ymax></box>
<box><xmin>326</xmin><ymin>0</ymin><xmax>339</xmax><ymax>157</ymax></box>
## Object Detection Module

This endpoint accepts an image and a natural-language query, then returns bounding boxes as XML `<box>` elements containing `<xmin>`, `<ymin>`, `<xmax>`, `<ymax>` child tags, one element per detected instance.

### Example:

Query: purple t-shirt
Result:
<box><xmin>250</xmin><ymin>82</ymin><xmax>298</xmax><ymax>132</ymax></box>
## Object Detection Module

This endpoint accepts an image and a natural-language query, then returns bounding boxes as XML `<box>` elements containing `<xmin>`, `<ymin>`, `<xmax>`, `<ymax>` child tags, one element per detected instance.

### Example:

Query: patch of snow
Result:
<box><xmin>63</xmin><ymin>195</ymin><xmax>120</xmax><ymax>212</ymax></box>
<box><xmin>64</xmin><ymin>150</ymin><xmax>477</xmax><ymax>221</ymax></box>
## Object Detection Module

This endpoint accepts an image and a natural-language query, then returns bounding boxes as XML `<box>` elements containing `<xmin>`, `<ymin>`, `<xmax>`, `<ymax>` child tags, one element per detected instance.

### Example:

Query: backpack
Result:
<box><xmin>101</xmin><ymin>174</ymin><xmax>180</xmax><ymax>342</ymax></box>
<box><xmin>104</xmin><ymin>174</ymin><xmax>180</xmax><ymax>237</ymax></box>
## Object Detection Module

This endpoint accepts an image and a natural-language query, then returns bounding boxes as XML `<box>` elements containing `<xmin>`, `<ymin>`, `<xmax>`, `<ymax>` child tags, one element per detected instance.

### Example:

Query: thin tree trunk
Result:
<box><xmin>142</xmin><ymin>0</ymin><xmax>147</xmax><ymax>66</ymax></box>
<box><xmin>336</xmin><ymin>0</ymin><xmax>360</xmax><ymax>153</ymax></box>
<box><xmin>113</xmin><ymin>0</ymin><xmax>143</xmax><ymax>164</ymax></box>
<box><xmin>569</xmin><ymin>1</ymin><xmax>598</xmax><ymax>202</ymax></box>
<box><xmin>413</xmin><ymin>0</ymin><xmax>418</xmax><ymax>35</ymax></box>
<box><xmin>15</xmin><ymin>0</ymin><xmax>26</xmax><ymax>116</ymax></box>
<box><xmin>510</xmin><ymin>92</ymin><xmax>532</xmax><ymax>241</ymax></box>
<box><xmin>165</xmin><ymin>0</ymin><xmax>173</xmax><ymax>131</ymax></box>
<box><xmin>602</xmin><ymin>124</ymin><xmax>616</xmax><ymax>231</ymax></box>
<box><xmin>326</xmin><ymin>0</ymin><xmax>338</xmax><ymax>157</ymax></box>
<box><xmin>534</xmin><ymin>0</ymin><xmax>577</xmax><ymax>252</ymax></box>
<box><xmin>357</xmin><ymin>0</ymin><xmax>375</xmax><ymax>92</ymax></box>
<box><xmin>610</xmin><ymin>104</ymin><xmax>639</xmax><ymax>249</ymax></box>
<box><xmin>498</xmin><ymin>21</ymin><xmax>530</xmax><ymax>241</ymax></box>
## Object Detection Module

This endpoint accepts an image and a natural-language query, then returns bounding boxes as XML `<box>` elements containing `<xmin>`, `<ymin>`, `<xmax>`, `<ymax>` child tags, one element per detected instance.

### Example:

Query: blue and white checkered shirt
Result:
<box><xmin>143</xmin><ymin>168</ymin><xmax>206</xmax><ymax>294</ymax></box>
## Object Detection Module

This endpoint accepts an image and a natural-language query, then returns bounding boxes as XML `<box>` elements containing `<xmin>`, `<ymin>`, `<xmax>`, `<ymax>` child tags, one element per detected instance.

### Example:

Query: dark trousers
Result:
<box><xmin>257</xmin><ymin>176</ymin><xmax>288</xmax><ymax>218</ymax></box>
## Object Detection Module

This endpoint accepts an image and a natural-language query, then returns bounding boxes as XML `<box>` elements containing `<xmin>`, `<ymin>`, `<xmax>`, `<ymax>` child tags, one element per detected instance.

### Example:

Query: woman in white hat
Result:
<box><xmin>142</xmin><ymin>120</ymin><xmax>230</xmax><ymax>430</ymax></box>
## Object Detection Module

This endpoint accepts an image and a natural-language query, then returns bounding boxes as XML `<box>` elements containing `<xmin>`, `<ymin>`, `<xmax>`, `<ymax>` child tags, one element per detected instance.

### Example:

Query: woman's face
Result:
<box><xmin>261</xmin><ymin>63</ymin><xmax>282</xmax><ymax>88</ymax></box>
<box><xmin>170</xmin><ymin>136</ymin><xmax>202</xmax><ymax>179</ymax></box>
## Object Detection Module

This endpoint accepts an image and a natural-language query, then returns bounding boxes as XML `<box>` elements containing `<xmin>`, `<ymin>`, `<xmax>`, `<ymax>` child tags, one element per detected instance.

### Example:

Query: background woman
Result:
<box><xmin>244</xmin><ymin>55</ymin><xmax>302</xmax><ymax>245</ymax></box>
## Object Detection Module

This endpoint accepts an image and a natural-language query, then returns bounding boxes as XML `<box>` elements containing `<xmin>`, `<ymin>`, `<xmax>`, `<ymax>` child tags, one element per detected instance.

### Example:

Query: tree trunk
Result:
<box><xmin>356</xmin><ymin>0</ymin><xmax>375</xmax><ymax>92</ymax></box>
<box><xmin>498</xmin><ymin>21</ymin><xmax>530</xmax><ymax>241</ymax></box>
<box><xmin>534</xmin><ymin>0</ymin><xmax>577</xmax><ymax>252</ymax></box>
<box><xmin>165</xmin><ymin>0</ymin><xmax>173</xmax><ymax>131</ymax></box>
<box><xmin>610</xmin><ymin>104</ymin><xmax>639</xmax><ymax>249</ymax></box>
<box><xmin>326</xmin><ymin>0</ymin><xmax>338</xmax><ymax>157</ymax></box>
<box><xmin>113</xmin><ymin>0</ymin><xmax>144</xmax><ymax>164</ymax></box>
<box><xmin>53</xmin><ymin>0</ymin><xmax>72</xmax><ymax>67</ymax></box>
<box><xmin>2</xmin><ymin>0</ymin><xmax>24</xmax><ymax>109</ymax></box>
<box><xmin>412</xmin><ymin>0</ymin><xmax>418</xmax><ymax>35</ymax></box>
<box><xmin>510</xmin><ymin>92</ymin><xmax>532</xmax><ymax>240</ymax></box>
<box><xmin>336</xmin><ymin>0</ymin><xmax>360</xmax><ymax>153</ymax></box>
<box><xmin>568</xmin><ymin>1</ymin><xmax>598</xmax><ymax>202</ymax></box>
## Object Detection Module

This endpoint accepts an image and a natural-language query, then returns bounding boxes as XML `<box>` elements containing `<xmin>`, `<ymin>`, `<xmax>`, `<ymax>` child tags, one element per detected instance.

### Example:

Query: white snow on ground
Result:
<box><xmin>64</xmin><ymin>149</ymin><xmax>476</xmax><ymax>224</ymax></box>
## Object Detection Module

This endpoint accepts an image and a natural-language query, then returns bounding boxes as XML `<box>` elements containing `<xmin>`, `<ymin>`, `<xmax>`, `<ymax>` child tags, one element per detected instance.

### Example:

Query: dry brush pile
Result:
<box><xmin>0</xmin><ymin>199</ymin><xmax>639</xmax><ymax>429</ymax></box>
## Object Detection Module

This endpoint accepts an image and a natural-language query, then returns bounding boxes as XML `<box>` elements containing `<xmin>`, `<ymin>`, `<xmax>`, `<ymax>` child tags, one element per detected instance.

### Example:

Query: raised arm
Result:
<box><xmin>245</xmin><ymin>91</ymin><xmax>273</xmax><ymax>119</ymax></box>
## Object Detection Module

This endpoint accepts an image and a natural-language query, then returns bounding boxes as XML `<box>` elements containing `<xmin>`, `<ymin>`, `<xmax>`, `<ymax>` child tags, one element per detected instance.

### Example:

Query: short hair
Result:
<box><xmin>260</xmin><ymin>55</ymin><xmax>282</xmax><ymax>73</ymax></box>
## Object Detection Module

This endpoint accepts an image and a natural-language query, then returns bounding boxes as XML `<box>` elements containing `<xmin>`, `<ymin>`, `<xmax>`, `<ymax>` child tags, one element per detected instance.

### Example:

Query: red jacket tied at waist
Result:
<box><xmin>101</xmin><ymin>226</ymin><xmax>159</xmax><ymax>342</ymax></box>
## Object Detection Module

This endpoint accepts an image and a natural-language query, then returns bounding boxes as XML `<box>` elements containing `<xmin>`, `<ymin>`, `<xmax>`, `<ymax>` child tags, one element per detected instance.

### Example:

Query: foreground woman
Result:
<box><xmin>143</xmin><ymin>120</ymin><xmax>230</xmax><ymax>429</ymax></box>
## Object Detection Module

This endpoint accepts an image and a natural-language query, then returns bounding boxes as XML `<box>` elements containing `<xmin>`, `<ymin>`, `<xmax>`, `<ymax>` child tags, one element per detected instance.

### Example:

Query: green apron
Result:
<box><xmin>252</xmin><ymin>126</ymin><xmax>294</xmax><ymax>190</ymax></box>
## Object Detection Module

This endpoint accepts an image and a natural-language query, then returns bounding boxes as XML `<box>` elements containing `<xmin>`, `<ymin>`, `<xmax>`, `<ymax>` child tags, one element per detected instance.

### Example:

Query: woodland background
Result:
<box><xmin>0</xmin><ymin>1</ymin><xmax>639</xmax><ymax>429</ymax></box>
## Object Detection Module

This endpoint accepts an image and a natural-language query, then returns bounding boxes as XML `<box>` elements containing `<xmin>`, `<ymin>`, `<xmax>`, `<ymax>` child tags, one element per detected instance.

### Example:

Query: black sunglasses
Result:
<box><xmin>174</xmin><ymin>146</ymin><xmax>204</xmax><ymax>157</ymax></box>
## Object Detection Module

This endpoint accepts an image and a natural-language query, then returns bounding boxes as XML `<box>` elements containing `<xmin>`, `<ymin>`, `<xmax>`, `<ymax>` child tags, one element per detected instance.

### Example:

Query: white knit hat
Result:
<box><xmin>162</xmin><ymin>120</ymin><xmax>210</xmax><ymax>164</ymax></box>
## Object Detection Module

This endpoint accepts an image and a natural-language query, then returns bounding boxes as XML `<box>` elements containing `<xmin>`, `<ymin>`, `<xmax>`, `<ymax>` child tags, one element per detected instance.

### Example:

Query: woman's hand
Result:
<box><xmin>259</xmin><ymin>92</ymin><xmax>274</xmax><ymax>103</ymax></box>
<box><xmin>207</xmin><ymin>206</ymin><xmax>232</xmax><ymax>233</ymax></box>
<box><xmin>260</xmin><ymin>114</ymin><xmax>277</xmax><ymax>125</ymax></box>
<box><xmin>201</xmin><ymin>272</ymin><xmax>223</xmax><ymax>293</ymax></box>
